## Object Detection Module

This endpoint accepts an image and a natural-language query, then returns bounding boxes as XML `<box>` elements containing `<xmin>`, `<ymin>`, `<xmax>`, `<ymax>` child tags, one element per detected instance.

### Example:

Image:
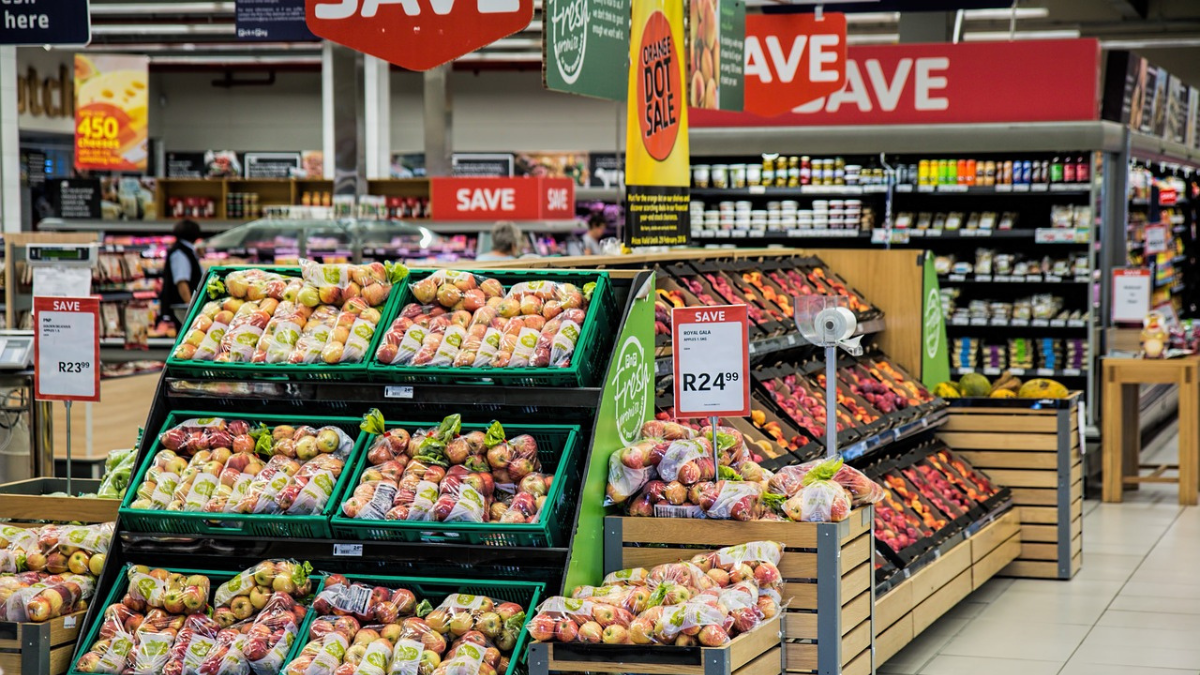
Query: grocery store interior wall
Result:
<box><xmin>143</xmin><ymin>69</ymin><xmax>622</xmax><ymax>155</ymax></box>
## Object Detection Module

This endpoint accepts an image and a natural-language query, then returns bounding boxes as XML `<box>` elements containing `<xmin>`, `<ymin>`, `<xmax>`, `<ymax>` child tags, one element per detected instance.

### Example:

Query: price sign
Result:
<box><xmin>1111</xmin><ymin>268</ymin><xmax>1151</xmax><ymax>324</ymax></box>
<box><xmin>671</xmin><ymin>305</ymin><xmax>750</xmax><ymax>418</ymax></box>
<box><xmin>34</xmin><ymin>297</ymin><xmax>100</xmax><ymax>402</ymax></box>
<box><xmin>1144</xmin><ymin>223</ymin><xmax>1169</xmax><ymax>255</ymax></box>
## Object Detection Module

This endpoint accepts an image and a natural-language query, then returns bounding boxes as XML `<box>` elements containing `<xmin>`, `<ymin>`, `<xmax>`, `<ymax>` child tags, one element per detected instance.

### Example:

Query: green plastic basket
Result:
<box><xmin>368</xmin><ymin>269</ymin><xmax>616</xmax><ymax>387</ymax></box>
<box><xmin>329</xmin><ymin>421</ymin><xmax>580</xmax><ymax>547</ymax></box>
<box><xmin>165</xmin><ymin>265</ymin><xmax>405</xmax><ymax>382</ymax></box>
<box><xmin>118</xmin><ymin>411</ymin><xmax>366</xmax><ymax>538</ymax></box>
<box><xmin>68</xmin><ymin>564</ymin><xmax>247</xmax><ymax>675</ymax></box>
<box><xmin>284</xmin><ymin>573</ymin><xmax>543</xmax><ymax>675</ymax></box>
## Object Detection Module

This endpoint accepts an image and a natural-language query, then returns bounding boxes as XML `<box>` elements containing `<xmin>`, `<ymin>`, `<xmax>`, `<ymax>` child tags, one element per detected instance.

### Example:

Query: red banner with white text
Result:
<box><xmin>691</xmin><ymin>38</ymin><xmax>1100</xmax><ymax>127</ymax></box>
<box><xmin>429</xmin><ymin>177</ymin><xmax>575</xmax><ymax>220</ymax></box>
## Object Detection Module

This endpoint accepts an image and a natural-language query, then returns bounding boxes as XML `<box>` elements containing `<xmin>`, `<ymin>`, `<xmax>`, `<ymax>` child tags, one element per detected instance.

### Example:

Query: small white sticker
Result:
<box><xmin>64</xmin><ymin>616</ymin><xmax>77</xmax><ymax>629</ymax></box>
<box><xmin>333</xmin><ymin>543</ymin><xmax>363</xmax><ymax>557</ymax></box>
<box><xmin>384</xmin><ymin>386</ymin><xmax>414</xmax><ymax>399</ymax></box>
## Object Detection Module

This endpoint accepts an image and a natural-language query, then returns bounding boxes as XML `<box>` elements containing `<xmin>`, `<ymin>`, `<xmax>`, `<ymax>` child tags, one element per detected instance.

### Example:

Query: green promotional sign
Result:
<box><xmin>921</xmin><ymin>255</ymin><xmax>950</xmax><ymax>388</ymax></box>
<box><xmin>688</xmin><ymin>0</ymin><xmax>744</xmax><ymax>111</ymax></box>
<box><xmin>564</xmin><ymin>273</ymin><xmax>655</xmax><ymax>592</ymax></box>
<box><xmin>543</xmin><ymin>0</ymin><xmax>630</xmax><ymax>101</ymax></box>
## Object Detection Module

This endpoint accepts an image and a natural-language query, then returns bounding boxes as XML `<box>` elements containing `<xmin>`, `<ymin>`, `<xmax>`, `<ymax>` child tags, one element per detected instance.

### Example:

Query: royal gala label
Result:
<box><xmin>693</xmin><ymin>38</ymin><xmax>1100</xmax><ymax>126</ymax></box>
<box><xmin>305</xmin><ymin>0</ymin><xmax>534</xmax><ymax>71</ymax></box>
<box><xmin>637</xmin><ymin>11</ymin><xmax>681</xmax><ymax>161</ymax></box>
<box><xmin>743</xmin><ymin>12</ymin><xmax>845</xmax><ymax>117</ymax></box>
<box><xmin>429</xmin><ymin>177</ymin><xmax>574</xmax><ymax>220</ymax></box>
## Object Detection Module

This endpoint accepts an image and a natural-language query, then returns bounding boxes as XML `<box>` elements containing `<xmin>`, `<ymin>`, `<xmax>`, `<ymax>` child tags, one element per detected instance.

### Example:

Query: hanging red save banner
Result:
<box><xmin>743</xmin><ymin>12</ymin><xmax>847</xmax><ymax>117</ymax></box>
<box><xmin>304</xmin><ymin>0</ymin><xmax>534</xmax><ymax>71</ymax></box>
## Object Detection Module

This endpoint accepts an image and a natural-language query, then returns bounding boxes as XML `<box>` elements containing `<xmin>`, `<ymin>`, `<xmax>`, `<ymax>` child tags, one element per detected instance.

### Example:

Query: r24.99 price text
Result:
<box><xmin>57</xmin><ymin>361</ymin><xmax>91</xmax><ymax>374</ymax></box>
<box><xmin>682</xmin><ymin>371</ymin><xmax>739</xmax><ymax>391</ymax></box>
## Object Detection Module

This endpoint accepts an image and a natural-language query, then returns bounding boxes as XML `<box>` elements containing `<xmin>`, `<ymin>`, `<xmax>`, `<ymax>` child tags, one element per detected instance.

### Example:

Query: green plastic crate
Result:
<box><xmin>329</xmin><ymin>421</ymin><xmax>580</xmax><ymax>547</ymax></box>
<box><xmin>284</xmin><ymin>573</ymin><xmax>543</xmax><ymax>675</ymax></box>
<box><xmin>68</xmin><ymin>564</ymin><xmax>247</xmax><ymax>675</ymax></box>
<box><xmin>118</xmin><ymin>411</ymin><xmax>366</xmax><ymax>538</ymax></box>
<box><xmin>165</xmin><ymin>265</ymin><xmax>405</xmax><ymax>382</ymax></box>
<box><xmin>368</xmin><ymin>269</ymin><xmax>616</xmax><ymax>387</ymax></box>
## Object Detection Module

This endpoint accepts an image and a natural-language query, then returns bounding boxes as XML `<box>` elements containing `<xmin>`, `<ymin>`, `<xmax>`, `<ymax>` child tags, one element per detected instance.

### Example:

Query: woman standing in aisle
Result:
<box><xmin>476</xmin><ymin>221</ymin><xmax>524</xmax><ymax>261</ymax></box>
<box><xmin>160</xmin><ymin>219</ymin><xmax>203</xmax><ymax>326</ymax></box>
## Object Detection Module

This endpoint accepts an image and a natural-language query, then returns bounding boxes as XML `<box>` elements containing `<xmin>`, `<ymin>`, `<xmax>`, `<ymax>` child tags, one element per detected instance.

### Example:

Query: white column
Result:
<box><xmin>0</xmin><ymin>47</ymin><xmax>21</xmax><ymax>232</ymax></box>
<box><xmin>363</xmin><ymin>56</ymin><xmax>390</xmax><ymax>180</ymax></box>
<box><xmin>321</xmin><ymin>42</ymin><xmax>335</xmax><ymax>179</ymax></box>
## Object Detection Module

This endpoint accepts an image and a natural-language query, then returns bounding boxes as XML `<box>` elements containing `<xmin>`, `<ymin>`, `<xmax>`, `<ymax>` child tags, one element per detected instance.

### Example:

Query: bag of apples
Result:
<box><xmin>214</xmin><ymin>559</ymin><xmax>313</xmax><ymax>609</ymax></box>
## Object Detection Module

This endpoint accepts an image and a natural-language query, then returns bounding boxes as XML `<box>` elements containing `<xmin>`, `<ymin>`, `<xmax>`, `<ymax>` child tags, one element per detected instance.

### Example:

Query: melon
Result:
<box><xmin>1018</xmin><ymin>379</ymin><xmax>1068</xmax><ymax>399</ymax></box>
<box><xmin>959</xmin><ymin>373</ymin><xmax>992</xmax><ymax>397</ymax></box>
<box><xmin>989</xmin><ymin>389</ymin><xmax>1016</xmax><ymax>399</ymax></box>
<box><xmin>933</xmin><ymin>382</ymin><xmax>961</xmax><ymax>399</ymax></box>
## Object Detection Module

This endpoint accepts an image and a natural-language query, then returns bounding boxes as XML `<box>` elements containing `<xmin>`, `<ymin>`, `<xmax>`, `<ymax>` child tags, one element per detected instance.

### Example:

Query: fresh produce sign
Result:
<box><xmin>542</xmin><ymin>0</ymin><xmax>630</xmax><ymax>101</ymax></box>
<box><xmin>74</xmin><ymin>54</ymin><xmax>149</xmax><ymax>172</ymax></box>
<box><xmin>304</xmin><ymin>0</ymin><xmax>534</xmax><ymax>71</ymax></box>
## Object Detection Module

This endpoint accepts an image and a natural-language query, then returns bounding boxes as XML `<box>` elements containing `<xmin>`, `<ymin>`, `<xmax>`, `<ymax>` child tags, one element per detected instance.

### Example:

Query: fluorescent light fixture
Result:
<box><xmin>83</xmin><ymin>42</ymin><xmax>319</xmax><ymax>52</ymax></box>
<box><xmin>847</xmin><ymin>33</ymin><xmax>899</xmax><ymax>45</ymax></box>
<box><xmin>845</xmin><ymin>12</ymin><xmax>900</xmax><ymax>24</ymax></box>
<box><xmin>456</xmin><ymin>52</ymin><xmax>542</xmax><ymax>63</ymax></box>
<box><xmin>1102</xmin><ymin>37</ymin><xmax>1200</xmax><ymax>49</ymax></box>
<box><xmin>149</xmin><ymin>54</ymin><xmax>321</xmax><ymax>65</ymax></box>
<box><xmin>963</xmin><ymin>29</ymin><xmax>1081</xmax><ymax>41</ymax></box>
<box><xmin>962</xmin><ymin>8</ymin><xmax>1050</xmax><ymax>20</ymax></box>
<box><xmin>90</xmin><ymin>2</ymin><xmax>235</xmax><ymax>15</ymax></box>
<box><xmin>90</xmin><ymin>23</ymin><xmax>236</xmax><ymax>35</ymax></box>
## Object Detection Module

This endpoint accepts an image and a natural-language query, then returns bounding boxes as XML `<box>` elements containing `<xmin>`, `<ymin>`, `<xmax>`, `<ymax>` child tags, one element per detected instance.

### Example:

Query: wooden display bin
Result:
<box><xmin>527</xmin><ymin>616</ymin><xmax>782</xmax><ymax>675</ymax></box>
<box><xmin>938</xmin><ymin>395</ymin><xmax>1082</xmax><ymax>579</ymax></box>
<box><xmin>0</xmin><ymin>479</ymin><xmax>118</xmax><ymax>524</ymax></box>
<box><xmin>0</xmin><ymin>609</ymin><xmax>85</xmax><ymax>675</ymax></box>
<box><xmin>604</xmin><ymin>509</ymin><xmax>873</xmax><ymax>675</ymax></box>
<box><xmin>874</xmin><ymin>509</ymin><xmax>1021</xmax><ymax>666</ymax></box>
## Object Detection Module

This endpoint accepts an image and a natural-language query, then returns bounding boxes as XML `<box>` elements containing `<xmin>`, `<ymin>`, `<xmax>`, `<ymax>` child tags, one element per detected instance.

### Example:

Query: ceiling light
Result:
<box><xmin>962</xmin><ymin>8</ymin><xmax>1050</xmax><ymax>20</ymax></box>
<box><xmin>847</xmin><ymin>33</ymin><xmax>899</xmax><ymax>45</ymax></box>
<box><xmin>148</xmin><ymin>54</ymin><xmax>321</xmax><ymax>65</ymax></box>
<box><xmin>90</xmin><ymin>2</ymin><xmax>235</xmax><ymax>15</ymax></box>
<box><xmin>1102</xmin><ymin>37</ymin><xmax>1200</xmax><ymax>49</ymax></box>
<box><xmin>90</xmin><ymin>23</ymin><xmax>236</xmax><ymax>35</ymax></box>
<box><xmin>963</xmin><ymin>29</ymin><xmax>1081</xmax><ymax>41</ymax></box>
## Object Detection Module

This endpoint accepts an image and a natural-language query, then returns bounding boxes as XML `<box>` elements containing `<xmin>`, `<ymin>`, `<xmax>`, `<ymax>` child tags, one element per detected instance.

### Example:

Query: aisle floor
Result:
<box><xmin>881</xmin><ymin>425</ymin><xmax>1200</xmax><ymax>675</ymax></box>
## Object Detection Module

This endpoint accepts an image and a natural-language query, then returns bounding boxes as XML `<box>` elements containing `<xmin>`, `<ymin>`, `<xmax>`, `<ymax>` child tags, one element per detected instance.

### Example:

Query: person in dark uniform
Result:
<box><xmin>161</xmin><ymin>219</ymin><xmax>202</xmax><ymax>325</ymax></box>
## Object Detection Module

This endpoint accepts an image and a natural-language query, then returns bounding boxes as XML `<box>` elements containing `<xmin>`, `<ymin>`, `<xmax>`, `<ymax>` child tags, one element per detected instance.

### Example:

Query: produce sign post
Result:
<box><xmin>33</xmin><ymin>297</ymin><xmax>100</xmax><ymax>404</ymax></box>
<box><xmin>672</xmin><ymin>304</ymin><xmax>750</xmax><ymax>473</ymax></box>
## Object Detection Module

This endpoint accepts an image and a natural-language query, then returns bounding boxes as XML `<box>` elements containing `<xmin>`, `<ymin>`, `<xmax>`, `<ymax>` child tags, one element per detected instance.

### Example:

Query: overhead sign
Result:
<box><xmin>543</xmin><ymin>0</ymin><xmax>630</xmax><ymax>101</ymax></box>
<box><xmin>624</xmin><ymin>0</ymin><xmax>690</xmax><ymax>247</ymax></box>
<box><xmin>692</xmin><ymin>38</ymin><xmax>1100</xmax><ymax>127</ymax></box>
<box><xmin>688</xmin><ymin>0</ymin><xmax>745</xmax><ymax>111</ymax></box>
<box><xmin>743</xmin><ymin>12</ymin><xmax>845</xmax><ymax>117</ymax></box>
<box><xmin>1112</xmin><ymin>268</ymin><xmax>1151</xmax><ymax>324</ymax></box>
<box><xmin>672</xmin><ymin>305</ymin><xmax>750</xmax><ymax>418</ymax></box>
<box><xmin>429</xmin><ymin>177</ymin><xmax>575</xmax><ymax>220</ymax></box>
<box><xmin>305</xmin><ymin>0</ymin><xmax>533</xmax><ymax>71</ymax></box>
<box><xmin>34</xmin><ymin>297</ymin><xmax>100</xmax><ymax>403</ymax></box>
<box><xmin>237</xmin><ymin>0</ymin><xmax>318</xmax><ymax>40</ymax></box>
<box><xmin>74</xmin><ymin>54</ymin><xmax>149</xmax><ymax>172</ymax></box>
<box><xmin>0</xmin><ymin>0</ymin><xmax>90</xmax><ymax>46</ymax></box>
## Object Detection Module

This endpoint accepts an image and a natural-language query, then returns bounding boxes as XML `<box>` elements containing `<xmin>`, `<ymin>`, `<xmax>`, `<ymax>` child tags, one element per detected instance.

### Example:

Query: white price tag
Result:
<box><xmin>671</xmin><ymin>306</ymin><xmax>750</xmax><ymax>418</ymax></box>
<box><xmin>64</xmin><ymin>616</ymin><xmax>77</xmax><ymax>629</ymax></box>
<box><xmin>333</xmin><ymin>543</ymin><xmax>363</xmax><ymax>557</ymax></box>
<box><xmin>34</xmin><ymin>297</ymin><xmax>99</xmax><ymax>402</ymax></box>
<box><xmin>384</xmin><ymin>386</ymin><xmax>414</xmax><ymax>399</ymax></box>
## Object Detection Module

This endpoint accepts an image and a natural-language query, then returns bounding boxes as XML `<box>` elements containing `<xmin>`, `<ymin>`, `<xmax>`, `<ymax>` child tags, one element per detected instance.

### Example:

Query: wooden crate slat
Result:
<box><xmin>737</xmin><ymin>646</ymin><xmax>784</xmax><ymax>675</ymax></box>
<box><xmin>958</xmin><ymin>451</ymin><xmax>1059</xmax><ymax>470</ymax></box>
<box><xmin>781</xmin><ymin>583</ymin><xmax>817</xmax><ymax>611</ymax></box>
<box><xmin>729</xmin><ymin>616</ymin><xmax>786</xmax><ymax>672</ymax></box>
<box><xmin>50</xmin><ymin>644</ymin><xmax>74</xmax><ymax>675</ymax></box>
<box><xmin>782</xmin><ymin>612</ymin><xmax>814</xmax><ymax>640</ymax></box>
<box><xmin>843</xmin><ymin>647</ymin><xmax>872</xmax><ymax>675</ymax></box>
<box><xmin>875</xmin><ymin>582</ymin><xmax>913</xmax><ymax>633</ymax></box>
<box><xmin>938</xmin><ymin>432</ymin><xmax>1060</xmax><ymax>451</ymax></box>
<box><xmin>970</xmin><ymin>510</ymin><xmax>1021</xmax><ymax>562</ymax></box>
<box><xmin>841</xmin><ymin>592</ymin><xmax>871</xmax><ymax>635</ymax></box>
<box><xmin>1019</xmin><ymin>506</ymin><xmax>1058</xmax><ymax>524</ymax></box>
<box><xmin>909</xmin><ymin>541</ymin><xmax>971</xmax><ymax>605</ymax></box>
<box><xmin>1010</xmin><ymin>487</ymin><xmax>1057</xmax><ymax>506</ymax></box>
<box><xmin>983</xmin><ymin>469</ymin><xmax>1058</xmax><ymax>488</ymax></box>
<box><xmin>1020</xmin><ymin>524</ymin><xmax>1060</xmax><ymax>543</ymax></box>
<box><xmin>617</xmin><ymin>518</ymin><xmax>819</xmax><ymax>549</ymax></box>
<box><xmin>876</xmin><ymin>615</ymin><xmax>913</xmax><ymax>664</ymax></box>
<box><xmin>841</xmin><ymin>563</ymin><xmax>871</xmax><ymax>603</ymax></box>
<box><xmin>942</xmin><ymin>415</ymin><xmax>1059</xmax><ymax>432</ymax></box>
<box><xmin>783</xmin><ymin>642</ymin><xmax>816</xmax><ymax>672</ymax></box>
<box><xmin>912</xmin><ymin>570</ymin><xmax>973</xmax><ymax>635</ymax></box>
<box><xmin>840</xmin><ymin>533</ymin><xmax>871</xmax><ymax>576</ymax></box>
<box><xmin>947</xmin><ymin>407</ymin><xmax>1058</xmax><ymax>415</ymax></box>
<box><xmin>973</xmin><ymin>533</ymin><xmax>1022</xmax><ymax>589</ymax></box>
<box><xmin>842</xmin><ymin>620</ymin><xmax>871</xmax><ymax>663</ymax></box>
<box><xmin>1000</xmin><ymin>560</ymin><xmax>1058</xmax><ymax>577</ymax></box>
<box><xmin>1018</xmin><ymin>542</ymin><xmax>1059</xmax><ymax>560</ymax></box>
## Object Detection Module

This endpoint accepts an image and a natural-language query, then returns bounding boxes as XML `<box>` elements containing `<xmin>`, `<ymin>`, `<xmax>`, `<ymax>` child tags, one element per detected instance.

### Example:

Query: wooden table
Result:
<box><xmin>1102</xmin><ymin>356</ymin><xmax>1200</xmax><ymax>505</ymax></box>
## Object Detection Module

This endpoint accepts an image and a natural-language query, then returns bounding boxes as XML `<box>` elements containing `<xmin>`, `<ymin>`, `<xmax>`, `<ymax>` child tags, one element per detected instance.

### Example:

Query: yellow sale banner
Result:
<box><xmin>624</xmin><ymin>0</ymin><xmax>690</xmax><ymax>247</ymax></box>
<box><xmin>74</xmin><ymin>55</ymin><xmax>149</xmax><ymax>172</ymax></box>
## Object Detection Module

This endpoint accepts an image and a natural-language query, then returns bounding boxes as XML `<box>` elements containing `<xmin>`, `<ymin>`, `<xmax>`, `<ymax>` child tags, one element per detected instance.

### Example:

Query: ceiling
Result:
<box><xmin>77</xmin><ymin>0</ymin><xmax>1200</xmax><ymax>85</ymax></box>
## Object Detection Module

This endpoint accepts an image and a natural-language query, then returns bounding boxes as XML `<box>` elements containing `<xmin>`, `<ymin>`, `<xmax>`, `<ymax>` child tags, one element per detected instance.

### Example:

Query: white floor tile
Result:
<box><xmin>917</xmin><ymin>654</ymin><xmax>1061</xmax><ymax>675</ymax></box>
<box><xmin>1059</xmin><ymin>662</ymin><xmax>1198</xmax><ymax>675</ymax></box>
<box><xmin>974</xmin><ymin>587</ymin><xmax>1113</xmax><ymax>625</ymax></box>
<box><xmin>1097</xmin><ymin>609</ymin><xmax>1200</xmax><ymax>631</ymax></box>
<box><xmin>938</xmin><ymin>618</ymin><xmax>1090</xmax><ymax>661</ymax></box>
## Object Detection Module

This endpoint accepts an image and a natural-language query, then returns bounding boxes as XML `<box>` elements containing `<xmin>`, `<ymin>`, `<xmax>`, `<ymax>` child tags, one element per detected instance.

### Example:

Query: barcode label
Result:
<box><xmin>336</xmin><ymin>583</ymin><xmax>373</xmax><ymax>615</ymax></box>
<box><xmin>385</xmin><ymin>386</ymin><xmax>414</xmax><ymax>399</ymax></box>
<box><xmin>653</xmin><ymin>504</ymin><xmax>705</xmax><ymax>518</ymax></box>
<box><xmin>333</xmin><ymin>543</ymin><xmax>363</xmax><ymax>557</ymax></box>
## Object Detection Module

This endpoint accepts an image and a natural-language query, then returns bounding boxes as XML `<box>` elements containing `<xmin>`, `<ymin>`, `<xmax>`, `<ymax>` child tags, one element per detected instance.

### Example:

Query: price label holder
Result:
<box><xmin>333</xmin><ymin>543</ymin><xmax>363</xmax><ymax>557</ymax></box>
<box><xmin>672</xmin><ymin>305</ymin><xmax>750</xmax><ymax>418</ymax></box>
<box><xmin>34</xmin><ymin>296</ymin><xmax>100</xmax><ymax>495</ymax></box>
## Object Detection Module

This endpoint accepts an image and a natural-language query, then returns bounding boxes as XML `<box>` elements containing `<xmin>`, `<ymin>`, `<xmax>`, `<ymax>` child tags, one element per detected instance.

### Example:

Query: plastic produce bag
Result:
<box><xmin>782</xmin><ymin>457</ymin><xmax>853</xmax><ymax>523</ymax></box>
<box><xmin>699</xmin><ymin>481</ymin><xmax>762</xmax><ymax>521</ymax></box>
<box><xmin>604</xmin><ymin>441</ymin><xmax>657</xmax><ymax>505</ymax></box>
<box><xmin>214</xmin><ymin>560</ymin><xmax>312</xmax><ymax>608</ymax></box>
<box><xmin>656</xmin><ymin>439</ymin><xmax>715</xmax><ymax>484</ymax></box>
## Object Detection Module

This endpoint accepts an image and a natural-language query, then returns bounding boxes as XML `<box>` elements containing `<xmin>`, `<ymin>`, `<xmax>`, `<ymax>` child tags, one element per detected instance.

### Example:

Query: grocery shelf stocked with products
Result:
<box><xmin>1127</xmin><ymin>163</ymin><xmax>1196</xmax><ymax>315</ymax></box>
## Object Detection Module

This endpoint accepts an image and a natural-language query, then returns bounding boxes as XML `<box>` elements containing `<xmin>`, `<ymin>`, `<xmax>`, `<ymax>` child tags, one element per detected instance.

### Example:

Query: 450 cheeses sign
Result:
<box><xmin>306</xmin><ymin>0</ymin><xmax>534</xmax><ymax>70</ymax></box>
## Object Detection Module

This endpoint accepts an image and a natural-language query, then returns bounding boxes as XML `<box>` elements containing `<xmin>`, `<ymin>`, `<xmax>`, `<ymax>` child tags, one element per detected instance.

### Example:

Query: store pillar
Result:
<box><xmin>322</xmin><ymin>42</ymin><xmax>367</xmax><ymax>196</ymax></box>
<box><xmin>0</xmin><ymin>46</ymin><xmax>20</xmax><ymax>233</ymax></box>
<box><xmin>364</xmin><ymin>56</ymin><xmax>390</xmax><ymax>180</ymax></box>
<box><xmin>424</xmin><ymin>65</ymin><xmax>453</xmax><ymax>177</ymax></box>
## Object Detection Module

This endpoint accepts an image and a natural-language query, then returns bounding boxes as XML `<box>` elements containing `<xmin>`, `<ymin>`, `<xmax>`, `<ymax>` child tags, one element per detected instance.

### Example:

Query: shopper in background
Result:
<box><xmin>582</xmin><ymin>212</ymin><xmax>607</xmax><ymax>255</ymax></box>
<box><xmin>161</xmin><ymin>219</ymin><xmax>203</xmax><ymax>325</ymax></box>
<box><xmin>476</xmin><ymin>221</ymin><xmax>523</xmax><ymax>261</ymax></box>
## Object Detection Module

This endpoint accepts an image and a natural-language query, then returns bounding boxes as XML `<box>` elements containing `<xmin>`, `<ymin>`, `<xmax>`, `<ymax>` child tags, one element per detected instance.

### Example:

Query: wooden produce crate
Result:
<box><xmin>527</xmin><ymin>616</ymin><xmax>782</xmax><ymax>675</ymax></box>
<box><xmin>604</xmin><ymin>509</ymin><xmax>874</xmax><ymax>675</ymax></box>
<box><xmin>874</xmin><ymin>509</ymin><xmax>1021</xmax><ymax>667</ymax></box>
<box><xmin>0</xmin><ymin>610</ymin><xmax>85</xmax><ymax>675</ymax></box>
<box><xmin>938</xmin><ymin>395</ymin><xmax>1082</xmax><ymax>579</ymax></box>
<box><xmin>0</xmin><ymin>479</ymin><xmax>118</xmax><ymax>524</ymax></box>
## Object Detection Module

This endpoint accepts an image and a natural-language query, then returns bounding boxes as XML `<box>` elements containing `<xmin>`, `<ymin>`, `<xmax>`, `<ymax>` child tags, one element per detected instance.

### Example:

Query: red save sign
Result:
<box><xmin>744</xmin><ymin>12</ymin><xmax>847</xmax><ymax>117</ymax></box>
<box><xmin>33</xmin><ymin>296</ymin><xmax>100</xmax><ymax>403</ymax></box>
<box><xmin>672</xmin><ymin>305</ymin><xmax>750</xmax><ymax>418</ymax></box>
<box><xmin>429</xmin><ymin>177</ymin><xmax>575</xmax><ymax>220</ymax></box>
<box><xmin>305</xmin><ymin>0</ymin><xmax>533</xmax><ymax>71</ymax></box>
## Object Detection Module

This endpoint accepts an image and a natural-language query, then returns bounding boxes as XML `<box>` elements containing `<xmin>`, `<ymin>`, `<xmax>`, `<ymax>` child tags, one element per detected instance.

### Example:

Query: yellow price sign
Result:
<box><xmin>76</xmin><ymin>114</ymin><xmax>119</xmax><ymax>141</ymax></box>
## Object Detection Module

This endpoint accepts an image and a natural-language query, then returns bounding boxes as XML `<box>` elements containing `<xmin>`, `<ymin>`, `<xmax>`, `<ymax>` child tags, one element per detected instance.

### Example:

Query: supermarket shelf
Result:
<box><xmin>946</xmin><ymin>317</ymin><xmax>1088</xmax><ymax>329</ymax></box>
<box><xmin>941</xmin><ymin>273</ymin><xmax>1090</xmax><ymax>284</ymax></box>
<box><xmin>896</xmin><ymin>183</ymin><xmax>1090</xmax><ymax>195</ymax></box>
<box><xmin>691</xmin><ymin>185</ymin><xmax>889</xmax><ymax>198</ymax></box>
<box><xmin>952</xmin><ymin>366</ymin><xmax>1086</xmax><ymax>378</ymax></box>
<box><xmin>841</xmin><ymin>406</ymin><xmax>950</xmax><ymax>462</ymax></box>
<box><xmin>40</xmin><ymin>218</ymin><xmax>244</xmax><ymax>233</ymax></box>
<box><xmin>576</xmin><ymin>186</ymin><xmax>622</xmax><ymax>201</ymax></box>
<box><xmin>691</xmin><ymin>229</ymin><xmax>866</xmax><ymax>241</ymax></box>
<box><xmin>425</xmin><ymin>220</ymin><xmax>582</xmax><ymax>235</ymax></box>
<box><xmin>101</xmin><ymin>337</ymin><xmax>176</xmax><ymax>348</ymax></box>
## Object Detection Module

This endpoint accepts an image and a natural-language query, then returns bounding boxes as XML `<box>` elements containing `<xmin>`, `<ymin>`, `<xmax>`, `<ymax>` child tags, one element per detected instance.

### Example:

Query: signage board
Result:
<box><xmin>672</xmin><ymin>305</ymin><xmax>750</xmax><ymax>418</ymax></box>
<box><xmin>237</xmin><ymin>0</ymin><xmax>318</xmax><ymax>41</ymax></box>
<box><xmin>244</xmin><ymin>152</ymin><xmax>302</xmax><ymax>178</ymax></box>
<box><xmin>305</xmin><ymin>0</ymin><xmax>534</xmax><ymax>71</ymax></box>
<box><xmin>1112</xmin><ymin>268</ymin><xmax>1152</xmax><ymax>324</ymax></box>
<box><xmin>74</xmin><ymin>54</ymin><xmax>149</xmax><ymax>172</ymax></box>
<box><xmin>1144</xmin><ymin>223</ymin><xmax>1169</xmax><ymax>255</ymax></box>
<box><xmin>743</xmin><ymin>12</ymin><xmax>846</xmax><ymax>117</ymax></box>
<box><xmin>543</xmin><ymin>0</ymin><xmax>630</xmax><ymax>101</ymax></box>
<box><xmin>429</xmin><ymin>177</ymin><xmax>575</xmax><ymax>220</ymax></box>
<box><xmin>50</xmin><ymin>179</ymin><xmax>102</xmax><ymax>219</ymax></box>
<box><xmin>452</xmin><ymin>153</ymin><xmax>515</xmax><ymax>178</ymax></box>
<box><xmin>588</xmin><ymin>152</ymin><xmax>625</xmax><ymax>188</ymax></box>
<box><xmin>692</xmin><ymin>38</ymin><xmax>1099</xmax><ymax>127</ymax></box>
<box><xmin>0</xmin><ymin>0</ymin><xmax>90</xmax><ymax>46</ymax></box>
<box><xmin>688</xmin><ymin>0</ymin><xmax>745</xmax><ymax>111</ymax></box>
<box><xmin>34</xmin><ymin>296</ymin><xmax>100</xmax><ymax>403</ymax></box>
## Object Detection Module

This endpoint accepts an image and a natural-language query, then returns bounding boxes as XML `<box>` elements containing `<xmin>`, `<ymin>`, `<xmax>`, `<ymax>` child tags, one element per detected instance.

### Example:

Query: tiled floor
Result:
<box><xmin>881</xmin><ymin>425</ymin><xmax>1200</xmax><ymax>675</ymax></box>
